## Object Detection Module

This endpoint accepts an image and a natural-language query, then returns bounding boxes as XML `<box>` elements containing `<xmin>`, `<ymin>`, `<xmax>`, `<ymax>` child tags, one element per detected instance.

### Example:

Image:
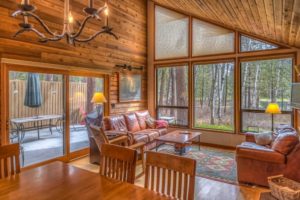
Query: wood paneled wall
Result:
<box><xmin>0</xmin><ymin>0</ymin><xmax>147</xmax><ymax>115</ymax></box>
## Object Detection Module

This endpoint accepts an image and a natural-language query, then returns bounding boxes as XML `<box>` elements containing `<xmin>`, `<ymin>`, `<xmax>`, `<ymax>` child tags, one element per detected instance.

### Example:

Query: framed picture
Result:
<box><xmin>119</xmin><ymin>73</ymin><xmax>142</xmax><ymax>102</ymax></box>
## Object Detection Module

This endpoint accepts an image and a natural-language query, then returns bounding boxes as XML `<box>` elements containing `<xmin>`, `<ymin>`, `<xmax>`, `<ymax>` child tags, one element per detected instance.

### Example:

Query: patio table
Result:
<box><xmin>10</xmin><ymin>115</ymin><xmax>62</xmax><ymax>143</ymax></box>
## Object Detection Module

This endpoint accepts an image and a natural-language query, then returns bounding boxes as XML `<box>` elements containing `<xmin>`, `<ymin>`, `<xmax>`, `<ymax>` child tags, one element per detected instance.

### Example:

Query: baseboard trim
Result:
<box><xmin>192</xmin><ymin>141</ymin><xmax>236</xmax><ymax>150</ymax></box>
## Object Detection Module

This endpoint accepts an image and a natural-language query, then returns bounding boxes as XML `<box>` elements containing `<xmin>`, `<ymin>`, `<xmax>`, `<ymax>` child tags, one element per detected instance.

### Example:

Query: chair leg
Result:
<box><xmin>140</xmin><ymin>146</ymin><xmax>145</xmax><ymax>174</ymax></box>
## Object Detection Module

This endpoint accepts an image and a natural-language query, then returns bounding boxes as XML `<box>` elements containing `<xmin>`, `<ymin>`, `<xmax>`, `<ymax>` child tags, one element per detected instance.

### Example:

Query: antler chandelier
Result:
<box><xmin>12</xmin><ymin>0</ymin><xmax>118</xmax><ymax>45</ymax></box>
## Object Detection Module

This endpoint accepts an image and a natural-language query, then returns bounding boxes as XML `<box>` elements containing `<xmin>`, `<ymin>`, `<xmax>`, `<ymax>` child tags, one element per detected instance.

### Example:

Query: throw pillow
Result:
<box><xmin>254</xmin><ymin>132</ymin><xmax>273</xmax><ymax>146</ymax></box>
<box><xmin>145</xmin><ymin>116</ymin><xmax>156</xmax><ymax>129</ymax></box>
<box><xmin>272</xmin><ymin>132</ymin><xmax>299</xmax><ymax>155</ymax></box>
<box><xmin>155</xmin><ymin>120</ymin><xmax>169</xmax><ymax>129</ymax></box>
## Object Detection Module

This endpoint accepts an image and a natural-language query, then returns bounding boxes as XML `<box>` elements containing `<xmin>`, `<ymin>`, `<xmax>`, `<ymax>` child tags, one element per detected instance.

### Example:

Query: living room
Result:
<box><xmin>0</xmin><ymin>0</ymin><xmax>299</xmax><ymax>200</ymax></box>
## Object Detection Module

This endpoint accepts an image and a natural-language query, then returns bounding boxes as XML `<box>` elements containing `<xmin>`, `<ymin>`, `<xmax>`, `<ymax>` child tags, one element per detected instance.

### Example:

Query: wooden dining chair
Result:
<box><xmin>100</xmin><ymin>144</ymin><xmax>137</xmax><ymax>184</ymax></box>
<box><xmin>144</xmin><ymin>151</ymin><xmax>196</xmax><ymax>200</ymax></box>
<box><xmin>0</xmin><ymin>143</ymin><xmax>21</xmax><ymax>179</ymax></box>
<box><xmin>88</xmin><ymin>124</ymin><xmax>145</xmax><ymax>172</ymax></box>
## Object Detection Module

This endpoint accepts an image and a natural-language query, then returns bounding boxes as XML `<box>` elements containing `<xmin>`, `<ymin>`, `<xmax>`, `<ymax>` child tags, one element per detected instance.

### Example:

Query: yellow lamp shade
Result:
<box><xmin>265</xmin><ymin>103</ymin><xmax>281</xmax><ymax>114</ymax></box>
<box><xmin>91</xmin><ymin>92</ymin><xmax>107</xmax><ymax>104</ymax></box>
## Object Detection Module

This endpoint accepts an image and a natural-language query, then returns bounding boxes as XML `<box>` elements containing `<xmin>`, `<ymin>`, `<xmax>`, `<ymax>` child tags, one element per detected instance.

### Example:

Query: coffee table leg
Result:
<box><xmin>198</xmin><ymin>135</ymin><xmax>201</xmax><ymax>150</ymax></box>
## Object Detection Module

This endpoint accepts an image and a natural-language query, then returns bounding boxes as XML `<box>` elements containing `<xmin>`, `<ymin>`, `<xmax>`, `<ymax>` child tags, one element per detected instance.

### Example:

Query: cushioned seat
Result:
<box><xmin>133</xmin><ymin>130</ymin><xmax>160</xmax><ymax>143</ymax></box>
<box><xmin>236</xmin><ymin>130</ymin><xmax>299</xmax><ymax>187</ymax></box>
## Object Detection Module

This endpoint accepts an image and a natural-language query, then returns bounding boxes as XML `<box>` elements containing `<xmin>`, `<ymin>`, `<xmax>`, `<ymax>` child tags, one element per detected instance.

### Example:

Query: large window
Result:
<box><xmin>194</xmin><ymin>62</ymin><xmax>235</xmax><ymax>131</ymax></box>
<box><xmin>156</xmin><ymin>65</ymin><xmax>188</xmax><ymax>126</ymax></box>
<box><xmin>241</xmin><ymin>58</ymin><xmax>293</xmax><ymax>132</ymax></box>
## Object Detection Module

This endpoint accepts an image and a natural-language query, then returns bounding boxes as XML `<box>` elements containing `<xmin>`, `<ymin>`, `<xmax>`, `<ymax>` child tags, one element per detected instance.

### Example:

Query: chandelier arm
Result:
<box><xmin>72</xmin><ymin>15</ymin><xmax>93</xmax><ymax>38</ymax></box>
<box><xmin>11</xmin><ymin>10</ymin><xmax>23</xmax><ymax>17</ymax></box>
<box><xmin>27</xmin><ymin>12</ymin><xmax>58</xmax><ymax>36</ymax></box>
<box><xmin>39</xmin><ymin>36</ymin><xmax>64</xmax><ymax>43</ymax></box>
<box><xmin>13</xmin><ymin>28</ymin><xmax>27</xmax><ymax>38</ymax></box>
<box><xmin>73</xmin><ymin>29</ymin><xmax>107</xmax><ymax>43</ymax></box>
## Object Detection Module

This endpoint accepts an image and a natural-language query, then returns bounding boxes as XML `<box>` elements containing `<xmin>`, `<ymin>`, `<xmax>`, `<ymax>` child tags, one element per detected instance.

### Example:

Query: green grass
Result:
<box><xmin>195</xmin><ymin>123</ymin><xmax>234</xmax><ymax>132</ymax></box>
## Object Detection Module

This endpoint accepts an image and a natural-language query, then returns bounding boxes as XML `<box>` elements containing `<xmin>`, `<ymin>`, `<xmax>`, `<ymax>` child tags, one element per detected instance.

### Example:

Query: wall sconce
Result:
<box><xmin>115</xmin><ymin>64</ymin><xmax>144</xmax><ymax>71</ymax></box>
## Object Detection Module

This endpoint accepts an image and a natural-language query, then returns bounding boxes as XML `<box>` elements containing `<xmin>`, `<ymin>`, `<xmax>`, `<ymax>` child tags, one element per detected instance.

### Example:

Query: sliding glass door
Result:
<box><xmin>9</xmin><ymin>71</ymin><xmax>65</xmax><ymax>166</ymax></box>
<box><xmin>69</xmin><ymin>76</ymin><xmax>104</xmax><ymax>152</ymax></box>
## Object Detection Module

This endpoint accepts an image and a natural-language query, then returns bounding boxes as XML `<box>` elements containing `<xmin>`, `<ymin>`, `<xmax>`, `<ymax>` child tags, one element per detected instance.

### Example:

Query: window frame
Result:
<box><xmin>239</xmin><ymin>55</ymin><xmax>295</xmax><ymax>133</ymax></box>
<box><xmin>192</xmin><ymin>59</ymin><xmax>236</xmax><ymax>133</ymax></box>
<box><xmin>155</xmin><ymin>63</ymin><xmax>189</xmax><ymax>127</ymax></box>
<box><xmin>149</xmin><ymin>2</ymin><xmax>299</xmax><ymax>135</ymax></box>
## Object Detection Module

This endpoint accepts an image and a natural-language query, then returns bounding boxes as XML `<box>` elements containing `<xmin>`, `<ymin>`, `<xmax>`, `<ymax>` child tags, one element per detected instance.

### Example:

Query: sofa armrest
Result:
<box><xmin>236</xmin><ymin>145</ymin><xmax>286</xmax><ymax>164</ymax></box>
<box><xmin>244</xmin><ymin>132</ymin><xmax>256</xmax><ymax>143</ymax></box>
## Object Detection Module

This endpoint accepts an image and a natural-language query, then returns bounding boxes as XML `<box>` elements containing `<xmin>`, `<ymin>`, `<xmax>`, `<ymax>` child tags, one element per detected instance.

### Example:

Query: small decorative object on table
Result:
<box><xmin>268</xmin><ymin>175</ymin><xmax>300</xmax><ymax>200</ymax></box>
<box><xmin>180</xmin><ymin>130</ymin><xmax>191</xmax><ymax>134</ymax></box>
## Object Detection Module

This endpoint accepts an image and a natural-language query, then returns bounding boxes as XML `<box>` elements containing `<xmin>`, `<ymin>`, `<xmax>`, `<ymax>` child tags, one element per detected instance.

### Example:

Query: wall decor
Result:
<box><xmin>119</xmin><ymin>74</ymin><xmax>142</xmax><ymax>102</ymax></box>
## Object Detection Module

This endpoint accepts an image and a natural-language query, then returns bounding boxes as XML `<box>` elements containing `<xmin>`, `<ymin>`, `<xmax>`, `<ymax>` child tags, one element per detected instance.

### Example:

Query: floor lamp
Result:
<box><xmin>91</xmin><ymin>92</ymin><xmax>107</xmax><ymax>126</ymax></box>
<box><xmin>265</xmin><ymin>102</ymin><xmax>281</xmax><ymax>132</ymax></box>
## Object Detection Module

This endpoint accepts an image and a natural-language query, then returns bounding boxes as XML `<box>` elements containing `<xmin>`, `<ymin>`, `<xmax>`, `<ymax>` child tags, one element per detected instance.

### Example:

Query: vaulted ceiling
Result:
<box><xmin>153</xmin><ymin>0</ymin><xmax>300</xmax><ymax>49</ymax></box>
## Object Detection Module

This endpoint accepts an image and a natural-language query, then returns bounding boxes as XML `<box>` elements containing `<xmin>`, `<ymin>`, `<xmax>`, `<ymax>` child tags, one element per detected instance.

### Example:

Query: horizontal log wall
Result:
<box><xmin>0</xmin><ymin>0</ymin><xmax>147</xmax><ymax>115</ymax></box>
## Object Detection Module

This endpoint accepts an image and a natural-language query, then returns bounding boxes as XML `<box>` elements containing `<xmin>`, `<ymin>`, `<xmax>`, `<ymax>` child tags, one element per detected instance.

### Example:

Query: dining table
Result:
<box><xmin>0</xmin><ymin>161</ymin><xmax>170</xmax><ymax>200</ymax></box>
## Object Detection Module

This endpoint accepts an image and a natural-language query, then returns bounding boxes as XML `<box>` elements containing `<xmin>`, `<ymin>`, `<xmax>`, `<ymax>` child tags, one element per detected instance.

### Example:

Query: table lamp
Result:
<box><xmin>265</xmin><ymin>102</ymin><xmax>281</xmax><ymax>132</ymax></box>
<box><xmin>91</xmin><ymin>92</ymin><xmax>107</xmax><ymax>116</ymax></box>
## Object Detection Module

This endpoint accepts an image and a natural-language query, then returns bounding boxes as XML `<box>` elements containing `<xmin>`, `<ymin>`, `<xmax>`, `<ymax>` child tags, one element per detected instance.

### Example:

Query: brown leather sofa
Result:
<box><xmin>236</xmin><ymin>129</ymin><xmax>300</xmax><ymax>187</ymax></box>
<box><xmin>102</xmin><ymin>110</ymin><xmax>169</xmax><ymax>150</ymax></box>
<box><xmin>89</xmin><ymin>110</ymin><xmax>169</xmax><ymax>164</ymax></box>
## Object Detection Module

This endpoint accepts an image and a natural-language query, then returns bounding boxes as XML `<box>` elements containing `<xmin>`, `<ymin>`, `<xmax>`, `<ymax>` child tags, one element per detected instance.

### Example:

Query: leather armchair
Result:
<box><xmin>236</xmin><ymin>130</ymin><xmax>299</xmax><ymax>187</ymax></box>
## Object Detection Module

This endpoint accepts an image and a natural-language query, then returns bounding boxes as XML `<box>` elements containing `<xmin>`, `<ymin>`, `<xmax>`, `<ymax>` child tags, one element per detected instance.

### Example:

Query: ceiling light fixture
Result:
<box><xmin>12</xmin><ymin>0</ymin><xmax>118</xmax><ymax>45</ymax></box>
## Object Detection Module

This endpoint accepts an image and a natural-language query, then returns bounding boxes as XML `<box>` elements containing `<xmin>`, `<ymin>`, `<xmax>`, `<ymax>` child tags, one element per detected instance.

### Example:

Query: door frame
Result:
<box><xmin>0</xmin><ymin>59</ymin><xmax>110</xmax><ymax>169</ymax></box>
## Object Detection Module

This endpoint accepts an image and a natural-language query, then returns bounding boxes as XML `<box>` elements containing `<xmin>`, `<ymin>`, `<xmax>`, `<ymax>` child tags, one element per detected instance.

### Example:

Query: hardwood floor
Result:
<box><xmin>70</xmin><ymin>156</ymin><xmax>269</xmax><ymax>200</ymax></box>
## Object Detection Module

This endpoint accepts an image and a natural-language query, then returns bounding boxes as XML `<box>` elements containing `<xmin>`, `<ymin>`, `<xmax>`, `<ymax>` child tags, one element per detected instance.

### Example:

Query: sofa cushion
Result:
<box><xmin>237</xmin><ymin>142</ymin><xmax>285</xmax><ymax>164</ymax></box>
<box><xmin>145</xmin><ymin>116</ymin><xmax>156</xmax><ymax>129</ymax></box>
<box><xmin>133</xmin><ymin>129</ymin><xmax>160</xmax><ymax>143</ymax></box>
<box><xmin>107</xmin><ymin>115</ymin><xmax>128</xmax><ymax>131</ymax></box>
<box><xmin>124</xmin><ymin>113</ymin><xmax>141</xmax><ymax>132</ymax></box>
<box><xmin>156</xmin><ymin>128</ymin><xmax>168</xmax><ymax>136</ymax></box>
<box><xmin>254</xmin><ymin>132</ymin><xmax>273</xmax><ymax>146</ymax></box>
<box><xmin>133</xmin><ymin>134</ymin><xmax>150</xmax><ymax>144</ymax></box>
<box><xmin>272</xmin><ymin>132</ymin><xmax>299</xmax><ymax>155</ymax></box>
<box><xmin>135</xmin><ymin>110</ymin><xmax>150</xmax><ymax>130</ymax></box>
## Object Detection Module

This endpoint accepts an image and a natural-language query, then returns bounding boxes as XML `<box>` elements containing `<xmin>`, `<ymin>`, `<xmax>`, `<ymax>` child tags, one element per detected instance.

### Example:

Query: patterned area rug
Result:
<box><xmin>154</xmin><ymin>144</ymin><xmax>238</xmax><ymax>184</ymax></box>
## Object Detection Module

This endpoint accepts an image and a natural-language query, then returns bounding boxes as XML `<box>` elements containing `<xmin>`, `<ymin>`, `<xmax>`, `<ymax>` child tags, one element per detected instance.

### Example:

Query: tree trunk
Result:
<box><xmin>86</xmin><ymin>77</ymin><xmax>95</xmax><ymax>113</ymax></box>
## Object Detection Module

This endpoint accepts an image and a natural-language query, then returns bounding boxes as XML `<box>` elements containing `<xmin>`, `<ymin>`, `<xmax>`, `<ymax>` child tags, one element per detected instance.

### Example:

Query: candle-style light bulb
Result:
<box><xmin>68</xmin><ymin>12</ymin><xmax>74</xmax><ymax>24</ymax></box>
<box><xmin>104</xmin><ymin>3</ymin><xmax>109</xmax><ymax>27</ymax></box>
<box><xmin>21</xmin><ymin>0</ymin><xmax>29</xmax><ymax>5</ymax></box>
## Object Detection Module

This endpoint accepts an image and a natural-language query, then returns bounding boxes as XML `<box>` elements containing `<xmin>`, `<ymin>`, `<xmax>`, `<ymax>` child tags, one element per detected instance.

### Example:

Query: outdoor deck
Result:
<box><xmin>10</xmin><ymin>126</ymin><xmax>89</xmax><ymax>166</ymax></box>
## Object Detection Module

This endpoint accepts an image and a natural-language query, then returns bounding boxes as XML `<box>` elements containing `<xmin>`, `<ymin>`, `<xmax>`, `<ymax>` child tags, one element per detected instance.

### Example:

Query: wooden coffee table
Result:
<box><xmin>155</xmin><ymin>130</ymin><xmax>202</xmax><ymax>155</ymax></box>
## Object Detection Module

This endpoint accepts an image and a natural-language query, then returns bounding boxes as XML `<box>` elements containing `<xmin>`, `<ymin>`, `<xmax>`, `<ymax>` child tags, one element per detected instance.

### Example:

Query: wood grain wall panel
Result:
<box><xmin>0</xmin><ymin>0</ymin><xmax>147</xmax><ymax>115</ymax></box>
<box><xmin>153</xmin><ymin>0</ymin><xmax>300</xmax><ymax>49</ymax></box>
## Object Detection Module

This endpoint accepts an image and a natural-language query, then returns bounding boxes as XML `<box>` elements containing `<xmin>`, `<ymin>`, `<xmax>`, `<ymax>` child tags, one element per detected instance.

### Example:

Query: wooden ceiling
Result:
<box><xmin>153</xmin><ymin>0</ymin><xmax>300</xmax><ymax>49</ymax></box>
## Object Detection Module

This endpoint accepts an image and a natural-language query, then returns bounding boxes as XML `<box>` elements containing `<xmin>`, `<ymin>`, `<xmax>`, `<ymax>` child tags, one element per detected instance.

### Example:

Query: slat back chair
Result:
<box><xmin>100</xmin><ymin>144</ymin><xmax>137</xmax><ymax>184</ymax></box>
<box><xmin>145</xmin><ymin>151</ymin><xmax>196</xmax><ymax>200</ymax></box>
<box><xmin>0</xmin><ymin>143</ymin><xmax>21</xmax><ymax>179</ymax></box>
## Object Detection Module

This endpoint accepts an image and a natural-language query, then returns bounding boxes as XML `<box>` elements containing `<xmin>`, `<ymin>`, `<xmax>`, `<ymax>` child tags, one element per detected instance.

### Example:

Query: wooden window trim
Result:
<box><xmin>147</xmin><ymin>1</ymin><xmax>300</xmax><ymax>135</ymax></box>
